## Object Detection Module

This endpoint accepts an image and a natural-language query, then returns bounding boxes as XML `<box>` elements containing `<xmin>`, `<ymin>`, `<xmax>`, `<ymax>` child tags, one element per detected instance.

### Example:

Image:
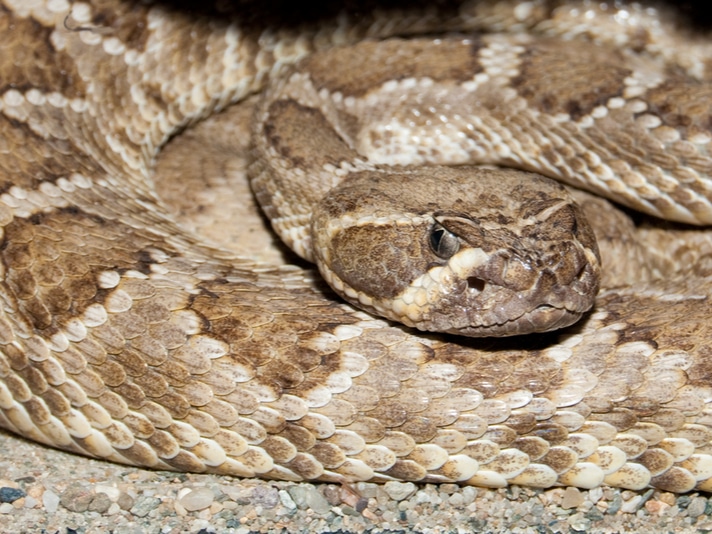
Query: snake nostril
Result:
<box><xmin>467</xmin><ymin>277</ymin><xmax>486</xmax><ymax>293</ymax></box>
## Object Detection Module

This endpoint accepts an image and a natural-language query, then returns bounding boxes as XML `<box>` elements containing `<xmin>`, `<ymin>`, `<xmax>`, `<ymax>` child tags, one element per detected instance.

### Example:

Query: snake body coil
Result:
<box><xmin>2</xmin><ymin>0</ymin><xmax>712</xmax><ymax>494</ymax></box>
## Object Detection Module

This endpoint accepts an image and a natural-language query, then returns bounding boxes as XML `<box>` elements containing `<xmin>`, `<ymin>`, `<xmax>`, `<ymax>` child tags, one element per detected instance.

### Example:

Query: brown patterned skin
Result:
<box><xmin>1</xmin><ymin>0</ymin><xmax>712</xmax><ymax>495</ymax></box>
<box><xmin>250</xmin><ymin>39</ymin><xmax>606</xmax><ymax>337</ymax></box>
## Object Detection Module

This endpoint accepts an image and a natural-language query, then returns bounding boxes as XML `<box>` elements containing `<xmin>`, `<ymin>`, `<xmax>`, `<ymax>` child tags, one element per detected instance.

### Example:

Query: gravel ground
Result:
<box><xmin>3</xmin><ymin>429</ymin><xmax>712</xmax><ymax>534</ymax></box>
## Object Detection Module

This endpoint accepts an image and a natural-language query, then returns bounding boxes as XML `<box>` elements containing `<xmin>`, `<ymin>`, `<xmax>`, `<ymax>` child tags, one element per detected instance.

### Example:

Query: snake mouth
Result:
<box><xmin>387</xmin><ymin>278</ymin><xmax>594</xmax><ymax>338</ymax></box>
<box><xmin>441</xmin><ymin>303</ymin><xmax>586</xmax><ymax>338</ymax></box>
<box><xmin>403</xmin><ymin>247</ymin><xmax>600</xmax><ymax>337</ymax></box>
<box><xmin>357</xmin><ymin>241</ymin><xmax>600</xmax><ymax>338</ymax></box>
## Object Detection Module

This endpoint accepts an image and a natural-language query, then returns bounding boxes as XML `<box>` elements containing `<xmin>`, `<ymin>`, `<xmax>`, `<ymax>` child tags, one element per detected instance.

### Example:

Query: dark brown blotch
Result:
<box><xmin>263</xmin><ymin>99</ymin><xmax>358</xmax><ymax>170</ymax></box>
<box><xmin>302</xmin><ymin>37</ymin><xmax>484</xmax><ymax>97</ymax></box>
<box><xmin>643</xmin><ymin>79</ymin><xmax>712</xmax><ymax>137</ymax></box>
<box><xmin>0</xmin><ymin>16</ymin><xmax>86</xmax><ymax>97</ymax></box>
<box><xmin>511</xmin><ymin>39</ymin><xmax>630</xmax><ymax>120</ymax></box>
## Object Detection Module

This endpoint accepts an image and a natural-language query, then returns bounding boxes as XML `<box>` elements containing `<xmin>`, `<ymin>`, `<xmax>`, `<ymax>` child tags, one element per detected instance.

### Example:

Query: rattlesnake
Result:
<box><xmin>2</xmin><ymin>0</ymin><xmax>712</xmax><ymax>494</ymax></box>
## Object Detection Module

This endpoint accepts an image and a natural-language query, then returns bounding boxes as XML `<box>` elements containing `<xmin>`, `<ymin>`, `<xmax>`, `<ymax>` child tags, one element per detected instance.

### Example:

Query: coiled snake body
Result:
<box><xmin>2</xmin><ymin>0</ymin><xmax>712</xmax><ymax>493</ymax></box>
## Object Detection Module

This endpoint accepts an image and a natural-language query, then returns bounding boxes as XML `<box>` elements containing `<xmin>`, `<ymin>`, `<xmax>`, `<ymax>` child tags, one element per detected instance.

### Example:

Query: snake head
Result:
<box><xmin>311</xmin><ymin>166</ymin><xmax>601</xmax><ymax>337</ymax></box>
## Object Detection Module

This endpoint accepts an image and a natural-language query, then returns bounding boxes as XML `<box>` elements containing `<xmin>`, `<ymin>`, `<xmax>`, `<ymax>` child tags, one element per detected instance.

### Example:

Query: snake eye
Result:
<box><xmin>429</xmin><ymin>222</ymin><xmax>460</xmax><ymax>259</ymax></box>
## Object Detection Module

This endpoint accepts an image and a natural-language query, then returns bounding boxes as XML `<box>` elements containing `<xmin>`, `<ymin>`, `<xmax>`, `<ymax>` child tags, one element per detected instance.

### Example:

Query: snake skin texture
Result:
<box><xmin>2</xmin><ymin>0</ymin><xmax>712</xmax><ymax>494</ymax></box>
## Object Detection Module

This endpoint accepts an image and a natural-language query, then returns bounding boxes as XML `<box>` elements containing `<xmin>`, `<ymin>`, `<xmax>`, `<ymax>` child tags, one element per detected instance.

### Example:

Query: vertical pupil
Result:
<box><xmin>430</xmin><ymin>224</ymin><xmax>458</xmax><ymax>258</ymax></box>
<box><xmin>431</xmin><ymin>227</ymin><xmax>445</xmax><ymax>253</ymax></box>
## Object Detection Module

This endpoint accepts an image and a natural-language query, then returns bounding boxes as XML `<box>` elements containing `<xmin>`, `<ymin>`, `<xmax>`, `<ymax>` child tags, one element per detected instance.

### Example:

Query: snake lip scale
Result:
<box><xmin>1</xmin><ymin>0</ymin><xmax>712</xmax><ymax>495</ymax></box>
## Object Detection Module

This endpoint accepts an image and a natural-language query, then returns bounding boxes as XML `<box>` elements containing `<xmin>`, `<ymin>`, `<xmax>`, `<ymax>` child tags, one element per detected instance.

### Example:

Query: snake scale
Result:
<box><xmin>2</xmin><ymin>0</ymin><xmax>712</xmax><ymax>494</ymax></box>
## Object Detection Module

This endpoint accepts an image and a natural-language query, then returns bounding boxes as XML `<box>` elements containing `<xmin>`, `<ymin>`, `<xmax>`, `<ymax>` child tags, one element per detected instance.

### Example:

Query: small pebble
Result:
<box><xmin>645</xmin><ymin>499</ymin><xmax>671</xmax><ymax>515</ymax></box>
<box><xmin>620</xmin><ymin>495</ymin><xmax>643</xmax><ymax>514</ymax></box>
<box><xmin>0</xmin><ymin>487</ymin><xmax>26</xmax><ymax>503</ymax></box>
<box><xmin>179</xmin><ymin>487</ymin><xmax>215</xmax><ymax>512</ymax></box>
<box><xmin>88</xmin><ymin>492</ymin><xmax>112</xmax><ymax>514</ymax></box>
<box><xmin>322</xmin><ymin>485</ymin><xmax>342</xmax><ymax>506</ymax></box>
<box><xmin>687</xmin><ymin>496</ymin><xmax>708</xmax><ymax>518</ymax></box>
<box><xmin>130</xmin><ymin>495</ymin><xmax>161</xmax><ymax>517</ymax></box>
<box><xmin>677</xmin><ymin>495</ymin><xmax>692</xmax><ymax>508</ymax></box>
<box><xmin>304</xmin><ymin>487</ymin><xmax>331</xmax><ymax>515</ymax></box>
<box><xmin>384</xmin><ymin>481</ymin><xmax>416</xmax><ymax>501</ymax></box>
<box><xmin>568</xmin><ymin>513</ymin><xmax>591</xmax><ymax>532</ymax></box>
<box><xmin>59</xmin><ymin>483</ymin><xmax>94</xmax><ymax>513</ymax></box>
<box><xmin>658</xmin><ymin>492</ymin><xmax>677</xmax><ymax>506</ymax></box>
<box><xmin>587</xmin><ymin>487</ymin><xmax>603</xmax><ymax>504</ymax></box>
<box><xmin>279</xmin><ymin>489</ymin><xmax>296</xmax><ymax>511</ymax></box>
<box><xmin>354</xmin><ymin>483</ymin><xmax>378</xmax><ymax>500</ymax></box>
<box><xmin>342</xmin><ymin>505</ymin><xmax>362</xmax><ymax>517</ymax></box>
<box><xmin>585</xmin><ymin>506</ymin><xmax>605</xmax><ymax>521</ymax></box>
<box><xmin>287</xmin><ymin>486</ymin><xmax>308</xmax><ymax>509</ymax></box>
<box><xmin>461</xmin><ymin>486</ymin><xmax>478</xmax><ymax>505</ymax></box>
<box><xmin>440</xmin><ymin>484</ymin><xmax>458</xmax><ymax>495</ymax></box>
<box><xmin>448</xmin><ymin>492</ymin><xmax>465</xmax><ymax>507</ymax></box>
<box><xmin>251</xmin><ymin>485</ymin><xmax>279</xmax><ymax>508</ymax></box>
<box><xmin>415</xmin><ymin>489</ymin><xmax>441</xmax><ymax>505</ymax></box>
<box><xmin>173</xmin><ymin>500</ymin><xmax>187</xmax><ymax>516</ymax></box>
<box><xmin>562</xmin><ymin>487</ymin><xmax>584</xmax><ymax>509</ymax></box>
<box><xmin>607</xmin><ymin>492</ymin><xmax>623</xmax><ymax>514</ymax></box>
<box><xmin>42</xmin><ymin>490</ymin><xmax>60</xmax><ymax>514</ymax></box>
<box><xmin>117</xmin><ymin>492</ymin><xmax>134</xmax><ymax>510</ymax></box>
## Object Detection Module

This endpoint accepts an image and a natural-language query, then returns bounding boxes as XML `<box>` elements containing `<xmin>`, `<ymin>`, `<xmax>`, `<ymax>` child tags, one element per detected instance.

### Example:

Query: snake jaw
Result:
<box><xmin>320</xmin><ymin>228</ymin><xmax>600</xmax><ymax>338</ymax></box>
<box><xmin>387</xmin><ymin>238</ymin><xmax>600</xmax><ymax>337</ymax></box>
